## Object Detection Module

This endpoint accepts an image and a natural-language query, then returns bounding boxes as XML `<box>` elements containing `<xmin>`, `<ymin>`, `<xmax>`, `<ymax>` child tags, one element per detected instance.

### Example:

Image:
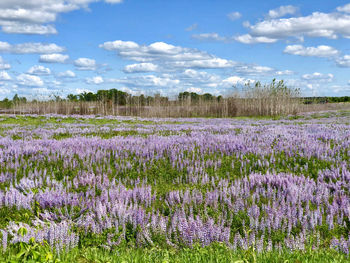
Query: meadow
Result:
<box><xmin>0</xmin><ymin>111</ymin><xmax>349</xmax><ymax>262</ymax></box>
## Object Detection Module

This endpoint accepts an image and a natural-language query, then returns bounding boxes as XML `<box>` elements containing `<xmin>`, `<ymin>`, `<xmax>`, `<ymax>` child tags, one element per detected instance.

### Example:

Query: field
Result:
<box><xmin>0</xmin><ymin>112</ymin><xmax>349</xmax><ymax>262</ymax></box>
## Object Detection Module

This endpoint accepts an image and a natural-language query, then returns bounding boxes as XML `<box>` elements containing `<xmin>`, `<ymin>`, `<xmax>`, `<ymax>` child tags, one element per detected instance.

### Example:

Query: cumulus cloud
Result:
<box><xmin>39</xmin><ymin>53</ymin><xmax>69</xmax><ymax>63</ymax></box>
<box><xmin>337</xmin><ymin>3</ymin><xmax>350</xmax><ymax>13</ymax></box>
<box><xmin>284</xmin><ymin>45</ymin><xmax>340</xmax><ymax>57</ymax></box>
<box><xmin>182</xmin><ymin>69</ymin><xmax>221</xmax><ymax>85</ymax></box>
<box><xmin>330</xmin><ymin>85</ymin><xmax>350</xmax><ymax>94</ymax></box>
<box><xmin>17</xmin><ymin>73</ymin><xmax>43</xmax><ymax>86</ymax></box>
<box><xmin>171</xmin><ymin>58</ymin><xmax>236</xmax><ymax>69</ymax></box>
<box><xmin>75</xmin><ymin>88</ymin><xmax>93</xmax><ymax>94</ymax></box>
<box><xmin>237</xmin><ymin>7</ymin><xmax>350</xmax><ymax>43</ymax></box>
<box><xmin>186</xmin><ymin>87</ymin><xmax>203</xmax><ymax>93</ymax></box>
<box><xmin>283</xmin><ymin>78</ymin><xmax>337</xmax><ymax>96</ymax></box>
<box><xmin>100</xmin><ymin>40</ymin><xmax>215</xmax><ymax>63</ymax></box>
<box><xmin>100</xmin><ymin>40</ymin><xmax>239</xmax><ymax>70</ymax></box>
<box><xmin>234</xmin><ymin>34</ymin><xmax>278</xmax><ymax>44</ymax></box>
<box><xmin>0</xmin><ymin>71</ymin><xmax>11</xmax><ymax>80</ymax></box>
<box><xmin>267</xmin><ymin>5</ymin><xmax>299</xmax><ymax>19</ymax></box>
<box><xmin>276</xmin><ymin>70</ymin><xmax>294</xmax><ymax>75</ymax></box>
<box><xmin>57</xmin><ymin>70</ymin><xmax>76</xmax><ymax>78</ymax></box>
<box><xmin>27</xmin><ymin>65</ymin><xmax>51</xmax><ymax>75</ymax></box>
<box><xmin>235</xmin><ymin>65</ymin><xmax>275</xmax><ymax>75</ymax></box>
<box><xmin>0</xmin><ymin>41</ymin><xmax>64</xmax><ymax>54</ymax></box>
<box><xmin>336</xmin><ymin>55</ymin><xmax>350</xmax><ymax>67</ymax></box>
<box><xmin>1</xmin><ymin>23</ymin><xmax>57</xmax><ymax>34</ymax></box>
<box><xmin>74</xmin><ymin>58</ymin><xmax>96</xmax><ymax>70</ymax></box>
<box><xmin>227</xmin><ymin>12</ymin><xmax>242</xmax><ymax>21</ymax></box>
<box><xmin>105</xmin><ymin>0</ymin><xmax>123</xmax><ymax>3</ymax></box>
<box><xmin>0</xmin><ymin>56</ymin><xmax>10</xmax><ymax>69</ymax></box>
<box><xmin>106</xmin><ymin>70</ymin><xmax>258</xmax><ymax>96</ymax></box>
<box><xmin>123</xmin><ymin>63</ymin><xmax>158</xmax><ymax>73</ymax></box>
<box><xmin>86</xmin><ymin>76</ymin><xmax>104</xmax><ymax>84</ymax></box>
<box><xmin>192</xmin><ymin>33</ymin><xmax>227</xmax><ymax>42</ymax></box>
<box><xmin>99</xmin><ymin>40</ymin><xmax>139</xmax><ymax>51</ymax></box>
<box><xmin>302</xmin><ymin>72</ymin><xmax>334</xmax><ymax>82</ymax></box>
<box><xmin>222</xmin><ymin>76</ymin><xmax>255</xmax><ymax>86</ymax></box>
<box><xmin>100</xmin><ymin>40</ymin><xmax>290</xmax><ymax>81</ymax></box>
<box><xmin>0</xmin><ymin>0</ymin><xmax>123</xmax><ymax>35</ymax></box>
<box><xmin>109</xmin><ymin>74</ymin><xmax>180</xmax><ymax>88</ymax></box>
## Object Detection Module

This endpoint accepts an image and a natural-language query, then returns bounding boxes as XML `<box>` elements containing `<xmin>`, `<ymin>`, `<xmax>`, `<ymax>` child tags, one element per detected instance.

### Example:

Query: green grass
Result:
<box><xmin>0</xmin><ymin>243</ymin><xmax>347</xmax><ymax>263</ymax></box>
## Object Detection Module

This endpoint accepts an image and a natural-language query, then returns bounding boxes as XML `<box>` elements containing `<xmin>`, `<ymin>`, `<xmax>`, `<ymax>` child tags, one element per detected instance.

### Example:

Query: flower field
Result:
<box><xmin>0</xmin><ymin>112</ymin><xmax>349</xmax><ymax>262</ymax></box>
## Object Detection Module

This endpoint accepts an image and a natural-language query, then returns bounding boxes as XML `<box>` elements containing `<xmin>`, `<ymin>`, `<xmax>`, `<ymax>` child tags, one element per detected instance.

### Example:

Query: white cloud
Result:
<box><xmin>186</xmin><ymin>87</ymin><xmax>203</xmax><ymax>93</ymax></box>
<box><xmin>171</xmin><ymin>58</ymin><xmax>236</xmax><ymax>69</ymax></box>
<box><xmin>0</xmin><ymin>56</ymin><xmax>10</xmax><ymax>69</ymax></box>
<box><xmin>17</xmin><ymin>74</ymin><xmax>43</xmax><ymax>86</ymax></box>
<box><xmin>123</xmin><ymin>63</ymin><xmax>158</xmax><ymax>73</ymax></box>
<box><xmin>185</xmin><ymin>23</ymin><xmax>198</xmax><ymax>31</ymax></box>
<box><xmin>109</xmin><ymin>75</ymin><xmax>180</xmax><ymax>88</ymax></box>
<box><xmin>330</xmin><ymin>85</ymin><xmax>350</xmax><ymax>94</ymax></box>
<box><xmin>284</xmin><ymin>45</ymin><xmax>339</xmax><ymax>57</ymax></box>
<box><xmin>74</xmin><ymin>58</ymin><xmax>96</xmax><ymax>70</ymax></box>
<box><xmin>0</xmin><ymin>71</ymin><xmax>11</xmax><ymax>80</ymax></box>
<box><xmin>222</xmin><ymin>76</ymin><xmax>255</xmax><ymax>86</ymax></box>
<box><xmin>276</xmin><ymin>70</ymin><xmax>294</xmax><ymax>75</ymax></box>
<box><xmin>240</xmin><ymin>9</ymin><xmax>350</xmax><ymax>43</ymax></box>
<box><xmin>86</xmin><ymin>76</ymin><xmax>104</xmax><ymax>84</ymax></box>
<box><xmin>336</xmin><ymin>55</ymin><xmax>350</xmax><ymax>67</ymax></box>
<box><xmin>1</xmin><ymin>23</ymin><xmax>57</xmax><ymax>34</ymax></box>
<box><xmin>235</xmin><ymin>65</ymin><xmax>275</xmax><ymax>75</ymax></box>
<box><xmin>227</xmin><ymin>12</ymin><xmax>242</xmax><ymax>21</ymax></box>
<box><xmin>107</xmin><ymin>70</ymin><xmax>259</xmax><ymax>96</ymax></box>
<box><xmin>39</xmin><ymin>53</ymin><xmax>69</xmax><ymax>63</ymax></box>
<box><xmin>27</xmin><ymin>65</ymin><xmax>51</xmax><ymax>75</ymax></box>
<box><xmin>75</xmin><ymin>88</ymin><xmax>93</xmax><ymax>94</ymax></box>
<box><xmin>100</xmin><ymin>40</ymin><xmax>214</xmax><ymax>62</ymax></box>
<box><xmin>57</xmin><ymin>70</ymin><xmax>76</xmax><ymax>78</ymax></box>
<box><xmin>302</xmin><ymin>72</ymin><xmax>334</xmax><ymax>82</ymax></box>
<box><xmin>337</xmin><ymin>4</ymin><xmax>350</xmax><ymax>13</ymax></box>
<box><xmin>192</xmin><ymin>33</ymin><xmax>227</xmax><ymax>42</ymax></box>
<box><xmin>0</xmin><ymin>86</ymin><xmax>12</xmax><ymax>96</ymax></box>
<box><xmin>0</xmin><ymin>0</ymin><xmax>123</xmax><ymax>35</ymax></box>
<box><xmin>283</xmin><ymin>78</ymin><xmax>334</xmax><ymax>96</ymax></box>
<box><xmin>100</xmin><ymin>40</ymin><xmax>287</xmax><ymax>78</ymax></box>
<box><xmin>100</xmin><ymin>40</ymin><xmax>239</xmax><ymax>70</ymax></box>
<box><xmin>234</xmin><ymin>34</ymin><xmax>278</xmax><ymax>44</ymax></box>
<box><xmin>182</xmin><ymin>69</ymin><xmax>221</xmax><ymax>84</ymax></box>
<box><xmin>267</xmin><ymin>5</ymin><xmax>299</xmax><ymax>19</ymax></box>
<box><xmin>0</xmin><ymin>41</ymin><xmax>64</xmax><ymax>54</ymax></box>
<box><xmin>99</xmin><ymin>40</ymin><xmax>139</xmax><ymax>51</ymax></box>
<box><xmin>105</xmin><ymin>0</ymin><xmax>123</xmax><ymax>3</ymax></box>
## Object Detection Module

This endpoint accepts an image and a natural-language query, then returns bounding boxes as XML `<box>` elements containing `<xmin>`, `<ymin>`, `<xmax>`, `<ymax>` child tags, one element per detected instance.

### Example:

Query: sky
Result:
<box><xmin>1</xmin><ymin>0</ymin><xmax>350</xmax><ymax>100</ymax></box>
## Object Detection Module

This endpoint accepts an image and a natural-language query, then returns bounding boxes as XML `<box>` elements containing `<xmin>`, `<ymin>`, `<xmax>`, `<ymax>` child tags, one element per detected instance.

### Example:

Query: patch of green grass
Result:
<box><xmin>0</xmin><ymin>243</ymin><xmax>347</xmax><ymax>263</ymax></box>
<box><xmin>52</xmin><ymin>132</ymin><xmax>73</xmax><ymax>140</ymax></box>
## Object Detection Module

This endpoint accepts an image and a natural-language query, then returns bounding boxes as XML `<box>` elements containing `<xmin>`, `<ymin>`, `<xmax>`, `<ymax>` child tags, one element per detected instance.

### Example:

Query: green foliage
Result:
<box><xmin>0</xmin><ymin>243</ymin><xmax>347</xmax><ymax>263</ymax></box>
<box><xmin>0</xmin><ymin>207</ymin><xmax>33</xmax><ymax>228</ymax></box>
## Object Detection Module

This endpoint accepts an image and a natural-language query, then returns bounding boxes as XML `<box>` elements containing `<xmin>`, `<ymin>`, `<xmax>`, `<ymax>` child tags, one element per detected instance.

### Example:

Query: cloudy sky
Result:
<box><xmin>1</xmin><ymin>0</ymin><xmax>350</xmax><ymax>99</ymax></box>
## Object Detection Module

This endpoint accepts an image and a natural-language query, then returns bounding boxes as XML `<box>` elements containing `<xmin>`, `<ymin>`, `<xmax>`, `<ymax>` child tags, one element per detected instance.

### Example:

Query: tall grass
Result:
<box><xmin>4</xmin><ymin>79</ymin><xmax>302</xmax><ymax>117</ymax></box>
<box><xmin>232</xmin><ymin>79</ymin><xmax>300</xmax><ymax>116</ymax></box>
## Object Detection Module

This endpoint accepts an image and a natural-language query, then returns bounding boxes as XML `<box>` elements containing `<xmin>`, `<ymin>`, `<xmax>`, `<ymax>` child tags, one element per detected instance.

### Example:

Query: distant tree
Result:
<box><xmin>202</xmin><ymin>93</ymin><xmax>213</xmax><ymax>101</ymax></box>
<box><xmin>67</xmin><ymin>94</ymin><xmax>78</xmax><ymax>102</ymax></box>
<box><xmin>12</xmin><ymin>94</ymin><xmax>27</xmax><ymax>104</ymax></box>
<box><xmin>79</xmin><ymin>92</ymin><xmax>97</xmax><ymax>102</ymax></box>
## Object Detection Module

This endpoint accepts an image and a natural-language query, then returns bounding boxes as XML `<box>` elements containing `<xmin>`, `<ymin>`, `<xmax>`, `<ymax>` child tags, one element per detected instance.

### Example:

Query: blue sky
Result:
<box><xmin>1</xmin><ymin>0</ymin><xmax>350</xmax><ymax>99</ymax></box>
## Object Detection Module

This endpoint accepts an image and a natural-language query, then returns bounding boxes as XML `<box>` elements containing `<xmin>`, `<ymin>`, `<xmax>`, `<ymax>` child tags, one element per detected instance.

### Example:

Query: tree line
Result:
<box><xmin>0</xmin><ymin>89</ymin><xmax>225</xmax><ymax>109</ymax></box>
<box><xmin>0</xmin><ymin>80</ymin><xmax>349</xmax><ymax>117</ymax></box>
